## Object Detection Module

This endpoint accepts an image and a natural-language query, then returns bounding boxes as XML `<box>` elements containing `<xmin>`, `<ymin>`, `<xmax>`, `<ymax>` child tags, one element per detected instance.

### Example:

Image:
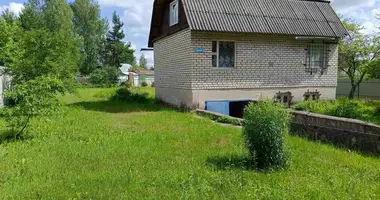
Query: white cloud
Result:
<box><xmin>0</xmin><ymin>2</ymin><xmax>24</xmax><ymax>16</ymax></box>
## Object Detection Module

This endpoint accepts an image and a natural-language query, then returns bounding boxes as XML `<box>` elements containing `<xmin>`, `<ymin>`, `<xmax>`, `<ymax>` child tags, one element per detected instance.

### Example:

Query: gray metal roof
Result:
<box><xmin>182</xmin><ymin>0</ymin><xmax>347</xmax><ymax>37</ymax></box>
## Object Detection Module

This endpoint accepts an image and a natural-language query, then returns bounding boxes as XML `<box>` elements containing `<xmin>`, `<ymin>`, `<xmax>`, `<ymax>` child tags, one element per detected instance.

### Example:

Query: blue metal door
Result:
<box><xmin>205</xmin><ymin>100</ymin><xmax>230</xmax><ymax>115</ymax></box>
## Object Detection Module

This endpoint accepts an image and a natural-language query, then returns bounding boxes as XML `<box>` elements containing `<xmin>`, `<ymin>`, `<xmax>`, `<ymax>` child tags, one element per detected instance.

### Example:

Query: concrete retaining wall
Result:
<box><xmin>196</xmin><ymin>109</ymin><xmax>380</xmax><ymax>155</ymax></box>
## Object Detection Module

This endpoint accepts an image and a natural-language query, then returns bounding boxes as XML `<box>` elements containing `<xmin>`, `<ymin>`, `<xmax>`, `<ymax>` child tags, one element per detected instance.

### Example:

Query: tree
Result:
<box><xmin>71</xmin><ymin>0</ymin><xmax>106</xmax><ymax>75</ymax></box>
<box><xmin>104</xmin><ymin>11</ymin><xmax>135</xmax><ymax>67</ymax></box>
<box><xmin>139</xmin><ymin>54</ymin><xmax>148</xmax><ymax>69</ymax></box>
<box><xmin>19</xmin><ymin>0</ymin><xmax>44</xmax><ymax>30</ymax></box>
<box><xmin>339</xmin><ymin>19</ymin><xmax>380</xmax><ymax>98</ymax></box>
<box><xmin>1</xmin><ymin>0</ymin><xmax>80</xmax><ymax>136</ymax></box>
<box><xmin>1</xmin><ymin>9</ymin><xmax>18</xmax><ymax>24</ymax></box>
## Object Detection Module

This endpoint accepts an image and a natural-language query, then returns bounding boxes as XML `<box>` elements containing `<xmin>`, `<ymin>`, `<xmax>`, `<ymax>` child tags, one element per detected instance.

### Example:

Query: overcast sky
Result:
<box><xmin>1</xmin><ymin>0</ymin><xmax>380</xmax><ymax>68</ymax></box>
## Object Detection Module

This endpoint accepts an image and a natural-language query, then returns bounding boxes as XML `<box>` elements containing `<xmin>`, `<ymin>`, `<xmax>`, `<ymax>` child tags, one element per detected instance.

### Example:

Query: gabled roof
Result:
<box><xmin>148</xmin><ymin>0</ymin><xmax>347</xmax><ymax>46</ymax></box>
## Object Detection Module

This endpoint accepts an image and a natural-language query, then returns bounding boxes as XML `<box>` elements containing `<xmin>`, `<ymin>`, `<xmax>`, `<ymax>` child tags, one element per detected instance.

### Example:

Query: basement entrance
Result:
<box><xmin>205</xmin><ymin>100</ymin><xmax>252</xmax><ymax>118</ymax></box>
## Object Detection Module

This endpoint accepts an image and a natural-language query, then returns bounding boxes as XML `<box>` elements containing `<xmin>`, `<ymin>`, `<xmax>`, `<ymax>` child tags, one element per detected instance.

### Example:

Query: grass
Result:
<box><xmin>0</xmin><ymin>87</ymin><xmax>379</xmax><ymax>199</ymax></box>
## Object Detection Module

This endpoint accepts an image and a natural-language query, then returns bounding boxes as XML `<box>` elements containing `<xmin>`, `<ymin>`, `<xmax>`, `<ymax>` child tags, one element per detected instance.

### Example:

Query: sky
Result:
<box><xmin>1</xmin><ymin>0</ymin><xmax>380</xmax><ymax>68</ymax></box>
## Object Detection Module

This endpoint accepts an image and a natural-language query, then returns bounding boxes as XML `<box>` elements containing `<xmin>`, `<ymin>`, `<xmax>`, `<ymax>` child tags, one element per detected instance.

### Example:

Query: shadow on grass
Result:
<box><xmin>0</xmin><ymin>130</ymin><xmax>33</xmax><ymax>144</ymax></box>
<box><xmin>206</xmin><ymin>155</ymin><xmax>254</xmax><ymax>171</ymax></box>
<box><xmin>69</xmin><ymin>100</ymin><xmax>167</xmax><ymax>114</ymax></box>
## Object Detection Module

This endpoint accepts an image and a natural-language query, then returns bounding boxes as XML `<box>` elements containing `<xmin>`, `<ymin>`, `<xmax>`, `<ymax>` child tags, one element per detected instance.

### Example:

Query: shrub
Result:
<box><xmin>141</xmin><ymin>81</ymin><xmax>148</xmax><ymax>87</ymax></box>
<box><xmin>89</xmin><ymin>68</ymin><xmax>108</xmax><ymax>86</ymax></box>
<box><xmin>111</xmin><ymin>88</ymin><xmax>150</xmax><ymax>103</ymax></box>
<box><xmin>151</xmin><ymin>82</ymin><xmax>155</xmax><ymax>87</ymax></box>
<box><xmin>89</xmin><ymin>66</ymin><xmax>119</xmax><ymax>87</ymax></box>
<box><xmin>243</xmin><ymin>100</ymin><xmax>290</xmax><ymax>170</ymax></box>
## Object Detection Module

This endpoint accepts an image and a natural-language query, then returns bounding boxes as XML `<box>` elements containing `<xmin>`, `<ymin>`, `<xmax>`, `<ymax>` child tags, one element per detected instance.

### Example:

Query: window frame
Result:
<box><xmin>212</xmin><ymin>40</ymin><xmax>236</xmax><ymax>68</ymax></box>
<box><xmin>169</xmin><ymin>0</ymin><xmax>179</xmax><ymax>26</ymax></box>
<box><xmin>306</xmin><ymin>42</ymin><xmax>329</xmax><ymax>75</ymax></box>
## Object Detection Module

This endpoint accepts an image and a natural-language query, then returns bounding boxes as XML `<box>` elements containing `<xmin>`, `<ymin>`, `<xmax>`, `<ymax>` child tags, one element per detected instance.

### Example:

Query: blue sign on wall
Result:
<box><xmin>194</xmin><ymin>48</ymin><xmax>206</xmax><ymax>53</ymax></box>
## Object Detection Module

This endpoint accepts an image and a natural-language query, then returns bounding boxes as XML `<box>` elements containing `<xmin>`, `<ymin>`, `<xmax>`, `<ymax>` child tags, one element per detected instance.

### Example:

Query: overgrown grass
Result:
<box><xmin>293</xmin><ymin>98</ymin><xmax>380</xmax><ymax>125</ymax></box>
<box><xmin>0</xmin><ymin>88</ymin><xmax>379</xmax><ymax>199</ymax></box>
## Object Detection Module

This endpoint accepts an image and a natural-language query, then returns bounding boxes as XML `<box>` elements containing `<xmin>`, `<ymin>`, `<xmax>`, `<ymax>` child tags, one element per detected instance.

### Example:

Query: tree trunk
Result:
<box><xmin>348</xmin><ymin>84</ymin><xmax>357</xmax><ymax>99</ymax></box>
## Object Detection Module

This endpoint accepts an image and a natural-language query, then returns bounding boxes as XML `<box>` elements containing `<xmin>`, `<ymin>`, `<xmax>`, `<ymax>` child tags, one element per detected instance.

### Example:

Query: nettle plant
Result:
<box><xmin>2</xmin><ymin>76</ymin><xmax>66</xmax><ymax>137</ymax></box>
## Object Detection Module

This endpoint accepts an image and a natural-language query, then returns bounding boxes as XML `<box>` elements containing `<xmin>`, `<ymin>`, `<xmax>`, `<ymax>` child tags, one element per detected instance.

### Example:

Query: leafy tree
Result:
<box><xmin>139</xmin><ymin>54</ymin><xmax>148</xmax><ymax>69</ymax></box>
<box><xmin>19</xmin><ymin>0</ymin><xmax>44</xmax><ymax>30</ymax></box>
<box><xmin>2</xmin><ymin>76</ymin><xmax>66</xmax><ymax>137</ymax></box>
<box><xmin>1</xmin><ymin>9</ymin><xmax>18</xmax><ymax>24</ymax></box>
<box><xmin>104</xmin><ymin>11</ymin><xmax>135</xmax><ymax>67</ymax></box>
<box><xmin>339</xmin><ymin>20</ymin><xmax>380</xmax><ymax>98</ymax></box>
<box><xmin>71</xmin><ymin>0</ymin><xmax>106</xmax><ymax>75</ymax></box>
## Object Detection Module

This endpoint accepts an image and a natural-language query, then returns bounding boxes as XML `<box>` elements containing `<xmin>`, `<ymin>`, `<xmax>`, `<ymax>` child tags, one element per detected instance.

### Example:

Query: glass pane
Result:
<box><xmin>212</xmin><ymin>55</ymin><xmax>217</xmax><ymax>67</ymax></box>
<box><xmin>218</xmin><ymin>41</ymin><xmax>235</xmax><ymax>67</ymax></box>
<box><xmin>212</xmin><ymin>41</ymin><xmax>217</xmax><ymax>52</ymax></box>
<box><xmin>309</xmin><ymin>43</ymin><xmax>324</xmax><ymax>68</ymax></box>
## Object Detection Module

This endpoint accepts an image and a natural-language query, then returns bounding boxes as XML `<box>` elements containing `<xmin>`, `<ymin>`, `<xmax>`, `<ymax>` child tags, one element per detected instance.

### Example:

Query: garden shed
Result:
<box><xmin>148</xmin><ymin>0</ymin><xmax>348</xmax><ymax>113</ymax></box>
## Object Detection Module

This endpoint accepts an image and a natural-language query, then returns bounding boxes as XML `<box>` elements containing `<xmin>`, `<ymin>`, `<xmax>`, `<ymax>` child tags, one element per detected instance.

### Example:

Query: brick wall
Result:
<box><xmin>190</xmin><ymin>31</ymin><xmax>339</xmax><ymax>90</ymax></box>
<box><xmin>153</xmin><ymin>29</ymin><xmax>192</xmax><ymax>89</ymax></box>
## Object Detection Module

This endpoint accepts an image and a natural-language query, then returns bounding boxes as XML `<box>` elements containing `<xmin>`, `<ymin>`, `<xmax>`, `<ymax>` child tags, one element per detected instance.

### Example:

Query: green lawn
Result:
<box><xmin>0</xmin><ymin>88</ymin><xmax>379</xmax><ymax>199</ymax></box>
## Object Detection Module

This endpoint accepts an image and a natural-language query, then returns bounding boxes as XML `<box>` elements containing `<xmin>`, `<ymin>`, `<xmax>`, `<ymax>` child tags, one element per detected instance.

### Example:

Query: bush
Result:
<box><xmin>151</xmin><ymin>82</ymin><xmax>155</xmax><ymax>87</ymax></box>
<box><xmin>141</xmin><ymin>81</ymin><xmax>148</xmax><ymax>87</ymax></box>
<box><xmin>111</xmin><ymin>88</ymin><xmax>150</xmax><ymax>103</ymax></box>
<box><xmin>243</xmin><ymin>101</ymin><xmax>290</xmax><ymax>170</ymax></box>
<box><xmin>89</xmin><ymin>66</ymin><xmax>119</xmax><ymax>87</ymax></box>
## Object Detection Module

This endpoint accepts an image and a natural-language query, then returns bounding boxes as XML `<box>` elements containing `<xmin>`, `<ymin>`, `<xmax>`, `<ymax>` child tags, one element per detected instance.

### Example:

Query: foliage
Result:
<box><xmin>89</xmin><ymin>66</ymin><xmax>119</xmax><ymax>86</ymax></box>
<box><xmin>139</xmin><ymin>54</ymin><xmax>148</xmax><ymax>69</ymax></box>
<box><xmin>71</xmin><ymin>0</ymin><xmax>106</xmax><ymax>75</ymax></box>
<box><xmin>216</xmin><ymin>116</ymin><xmax>243</xmax><ymax>126</ymax></box>
<box><xmin>141</xmin><ymin>81</ymin><xmax>148</xmax><ymax>87</ymax></box>
<box><xmin>111</xmin><ymin>87</ymin><xmax>151</xmax><ymax>103</ymax></box>
<box><xmin>339</xmin><ymin>19</ymin><xmax>380</xmax><ymax>98</ymax></box>
<box><xmin>2</xmin><ymin>76</ymin><xmax>66</xmax><ymax>137</ymax></box>
<box><xmin>1</xmin><ymin>88</ymin><xmax>379</xmax><ymax>199</ymax></box>
<box><xmin>19</xmin><ymin>0</ymin><xmax>44</xmax><ymax>30</ymax></box>
<box><xmin>293</xmin><ymin>98</ymin><xmax>379</xmax><ymax>124</ymax></box>
<box><xmin>243</xmin><ymin>101</ymin><xmax>290</xmax><ymax>170</ymax></box>
<box><xmin>151</xmin><ymin>81</ymin><xmax>155</xmax><ymax>87</ymax></box>
<box><xmin>104</xmin><ymin>11</ymin><xmax>135</xmax><ymax>68</ymax></box>
<box><xmin>1</xmin><ymin>9</ymin><xmax>17</xmax><ymax>24</ymax></box>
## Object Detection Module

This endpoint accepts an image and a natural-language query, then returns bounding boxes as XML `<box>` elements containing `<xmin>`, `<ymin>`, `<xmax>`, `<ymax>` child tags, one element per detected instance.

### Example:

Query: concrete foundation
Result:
<box><xmin>156</xmin><ymin>86</ymin><xmax>336</xmax><ymax>109</ymax></box>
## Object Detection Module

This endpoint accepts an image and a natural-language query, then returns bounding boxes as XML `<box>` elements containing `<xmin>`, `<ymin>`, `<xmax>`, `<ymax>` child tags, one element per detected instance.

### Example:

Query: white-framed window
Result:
<box><xmin>212</xmin><ymin>41</ymin><xmax>236</xmax><ymax>68</ymax></box>
<box><xmin>306</xmin><ymin>43</ymin><xmax>329</xmax><ymax>74</ymax></box>
<box><xmin>169</xmin><ymin>0</ymin><xmax>179</xmax><ymax>26</ymax></box>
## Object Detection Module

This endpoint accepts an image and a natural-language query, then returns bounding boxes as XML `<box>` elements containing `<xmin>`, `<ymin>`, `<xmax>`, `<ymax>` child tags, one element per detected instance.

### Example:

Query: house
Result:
<box><xmin>118</xmin><ymin>63</ymin><xmax>132</xmax><ymax>84</ymax></box>
<box><xmin>131</xmin><ymin>70</ymin><xmax>155</xmax><ymax>87</ymax></box>
<box><xmin>0</xmin><ymin>66</ymin><xmax>11</xmax><ymax>107</ymax></box>
<box><xmin>148</xmin><ymin>0</ymin><xmax>347</xmax><ymax>116</ymax></box>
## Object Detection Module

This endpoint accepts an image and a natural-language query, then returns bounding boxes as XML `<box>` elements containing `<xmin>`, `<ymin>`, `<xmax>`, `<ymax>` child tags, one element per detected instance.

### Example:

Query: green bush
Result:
<box><xmin>151</xmin><ymin>82</ymin><xmax>155</xmax><ymax>87</ymax></box>
<box><xmin>111</xmin><ymin>88</ymin><xmax>150</xmax><ymax>103</ymax></box>
<box><xmin>89</xmin><ymin>67</ymin><xmax>119</xmax><ymax>87</ymax></box>
<box><xmin>293</xmin><ymin>98</ymin><xmax>377</xmax><ymax>121</ymax></box>
<box><xmin>243</xmin><ymin>101</ymin><xmax>290</xmax><ymax>170</ymax></box>
<box><xmin>141</xmin><ymin>81</ymin><xmax>148</xmax><ymax>87</ymax></box>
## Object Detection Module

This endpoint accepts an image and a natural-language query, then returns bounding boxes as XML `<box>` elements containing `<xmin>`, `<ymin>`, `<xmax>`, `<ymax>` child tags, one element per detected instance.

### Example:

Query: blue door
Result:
<box><xmin>205</xmin><ymin>100</ymin><xmax>230</xmax><ymax>115</ymax></box>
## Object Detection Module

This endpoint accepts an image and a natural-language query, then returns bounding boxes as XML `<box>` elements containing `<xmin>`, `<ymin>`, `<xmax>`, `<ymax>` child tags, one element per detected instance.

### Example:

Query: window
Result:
<box><xmin>212</xmin><ymin>41</ymin><xmax>236</xmax><ymax>68</ymax></box>
<box><xmin>304</xmin><ymin>90</ymin><xmax>321</xmax><ymax>101</ymax></box>
<box><xmin>306</xmin><ymin>43</ymin><xmax>329</xmax><ymax>74</ymax></box>
<box><xmin>169</xmin><ymin>0</ymin><xmax>178</xmax><ymax>26</ymax></box>
<box><xmin>274</xmin><ymin>92</ymin><xmax>293</xmax><ymax>107</ymax></box>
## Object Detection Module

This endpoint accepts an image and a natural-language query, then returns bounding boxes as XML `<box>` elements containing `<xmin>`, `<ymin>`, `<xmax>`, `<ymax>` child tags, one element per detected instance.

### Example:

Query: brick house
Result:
<box><xmin>148</xmin><ymin>0</ymin><xmax>347</xmax><ymax>116</ymax></box>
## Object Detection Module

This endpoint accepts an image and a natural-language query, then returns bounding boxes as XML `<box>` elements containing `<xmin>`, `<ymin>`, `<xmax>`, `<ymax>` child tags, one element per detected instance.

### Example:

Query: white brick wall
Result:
<box><xmin>190</xmin><ymin>31</ymin><xmax>339</xmax><ymax>90</ymax></box>
<box><xmin>153</xmin><ymin>29</ymin><xmax>192</xmax><ymax>89</ymax></box>
<box><xmin>153</xmin><ymin>29</ymin><xmax>339</xmax><ymax>108</ymax></box>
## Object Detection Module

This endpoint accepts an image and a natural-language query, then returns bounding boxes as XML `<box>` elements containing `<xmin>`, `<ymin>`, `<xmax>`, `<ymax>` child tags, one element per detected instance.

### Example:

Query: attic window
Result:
<box><xmin>306</xmin><ymin>43</ymin><xmax>329</xmax><ymax>75</ymax></box>
<box><xmin>212</xmin><ymin>41</ymin><xmax>236</xmax><ymax>68</ymax></box>
<box><xmin>169</xmin><ymin>0</ymin><xmax>179</xmax><ymax>26</ymax></box>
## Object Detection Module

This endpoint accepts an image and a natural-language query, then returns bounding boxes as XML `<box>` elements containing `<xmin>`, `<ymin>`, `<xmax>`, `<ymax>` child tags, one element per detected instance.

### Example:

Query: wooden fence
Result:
<box><xmin>337</xmin><ymin>79</ymin><xmax>380</xmax><ymax>99</ymax></box>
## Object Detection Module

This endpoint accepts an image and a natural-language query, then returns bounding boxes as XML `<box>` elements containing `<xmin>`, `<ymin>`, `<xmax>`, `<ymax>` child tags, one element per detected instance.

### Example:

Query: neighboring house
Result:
<box><xmin>119</xmin><ymin>63</ymin><xmax>132</xmax><ymax>84</ymax></box>
<box><xmin>132</xmin><ymin>70</ymin><xmax>155</xmax><ymax>87</ymax></box>
<box><xmin>148</xmin><ymin>0</ymin><xmax>347</xmax><ymax>116</ymax></box>
<box><xmin>0</xmin><ymin>66</ymin><xmax>11</xmax><ymax>107</ymax></box>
